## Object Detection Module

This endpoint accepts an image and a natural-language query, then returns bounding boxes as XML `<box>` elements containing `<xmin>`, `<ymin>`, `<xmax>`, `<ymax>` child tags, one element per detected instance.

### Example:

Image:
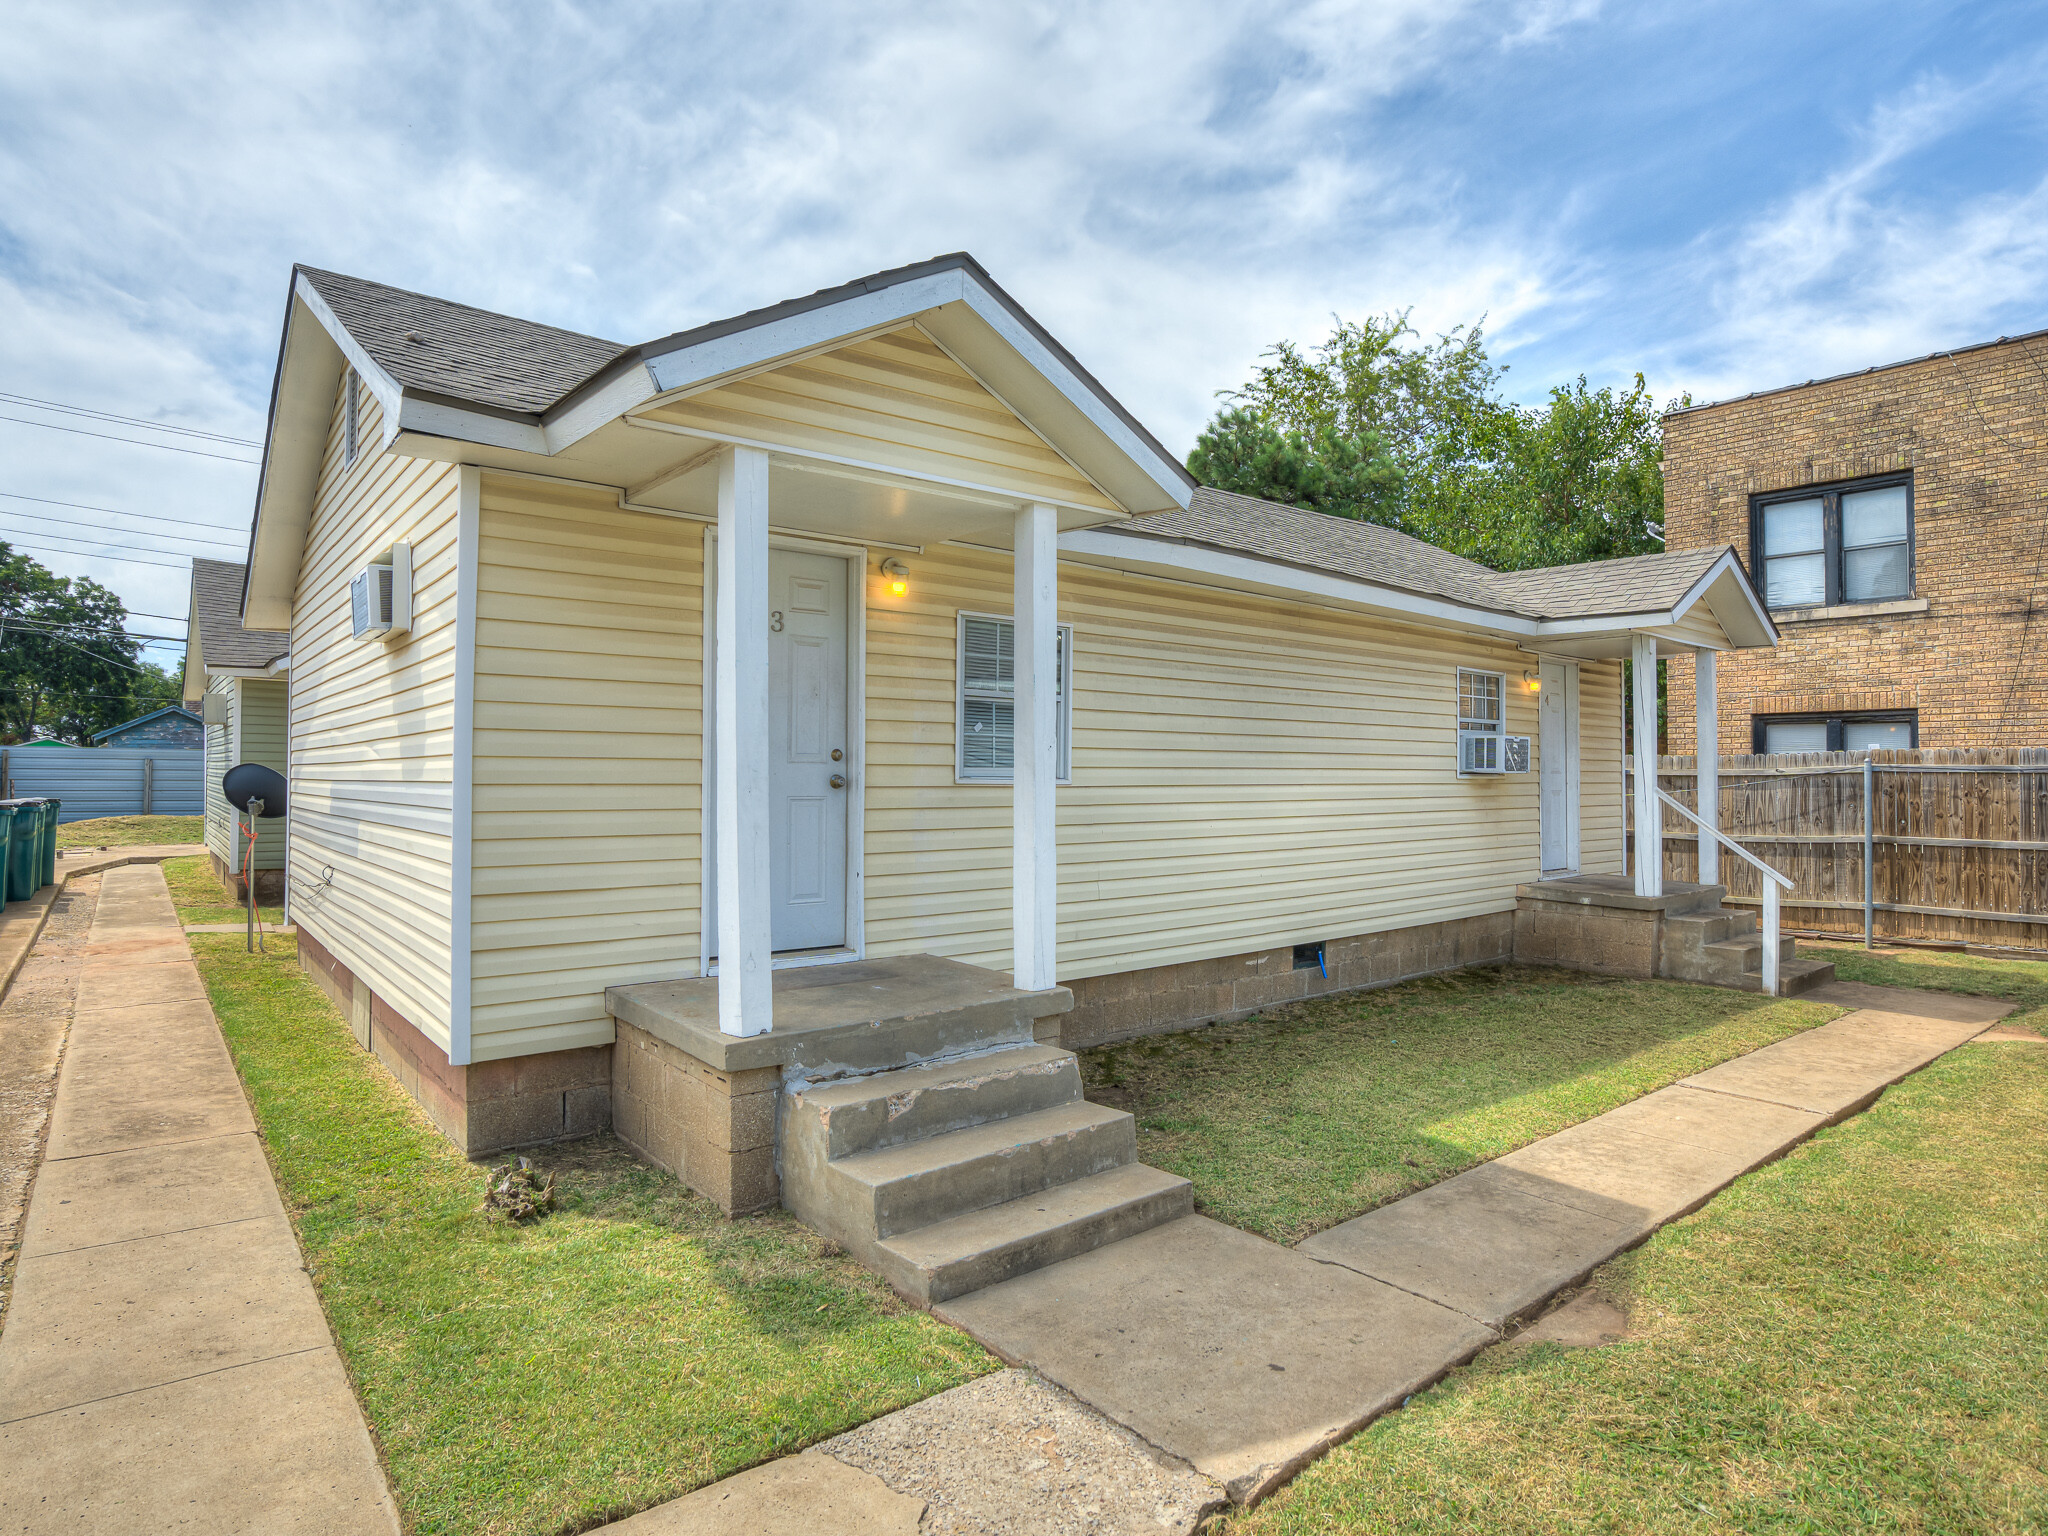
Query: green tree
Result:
<box><xmin>1187</xmin><ymin>408</ymin><xmax>1403</xmax><ymax>524</ymax></box>
<box><xmin>1193</xmin><ymin>313</ymin><xmax>1679</xmax><ymax>572</ymax></box>
<box><xmin>0</xmin><ymin>544</ymin><xmax>150</xmax><ymax>743</ymax></box>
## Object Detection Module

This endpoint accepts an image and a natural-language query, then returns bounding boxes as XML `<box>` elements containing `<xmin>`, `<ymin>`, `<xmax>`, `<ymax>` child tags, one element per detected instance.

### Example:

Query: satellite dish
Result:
<box><xmin>222</xmin><ymin>763</ymin><xmax>288</xmax><ymax>818</ymax></box>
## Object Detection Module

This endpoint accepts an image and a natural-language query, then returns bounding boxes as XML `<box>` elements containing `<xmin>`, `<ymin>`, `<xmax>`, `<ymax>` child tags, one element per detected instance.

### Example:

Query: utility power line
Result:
<box><xmin>0</xmin><ymin>490</ymin><xmax>251</xmax><ymax>540</ymax></box>
<box><xmin>0</xmin><ymin>521</ymin><xmax>213</xmax><ymax>566</ymax></box>
<box><xmin>0</xmin><ymin>414</ymin><xmax>260</xmax><ymax>465</ymax></box>
<box><xmin>0</xmin><ymin>505</ymin><xmax>240</xmax><ymax>553</ymax></box>
<box><xmin>0</xmin><ymin>538</ymin><xmax>188</xmax><ymax>571</ymax></box>
<box><xmin>0</xmin><ymin>392</ymin><xmax>262</xmax><ymax>448</ymax></box>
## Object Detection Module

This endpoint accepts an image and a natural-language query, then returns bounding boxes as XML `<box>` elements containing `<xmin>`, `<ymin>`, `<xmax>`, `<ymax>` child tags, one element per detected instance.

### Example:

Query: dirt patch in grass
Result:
<box><xmin>188</xmin><ymin>931</ymin><xmax>994</xmax><ymax>1536</ymax></box>
<box><xmin>54</xmin><ymin>814</ymin><xmax>204</xmax><ymax>848</ymax></box>
<box><xmin>1227</xmin><ymin>1041</ymin><xmax>2048</xmax><ymax>1535</ymax></box>
<box><xmin>1078</xmin><ymin>965</ymin><xmax>1842</xmax><ymax>1244</ymax></box>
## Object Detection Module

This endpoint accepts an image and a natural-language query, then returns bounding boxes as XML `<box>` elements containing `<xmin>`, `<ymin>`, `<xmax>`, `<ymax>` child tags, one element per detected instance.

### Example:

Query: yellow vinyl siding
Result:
<box><xmin>234</xmin><ymin>678</ymin><xmax>288</xmax><ymax>870</ymax></box>
<box><xmin>289</xmin><ymin>382</ymin><xmax>461</xmax><ymax>1053</ymax></box>
<box><xmin>467</xmin><ymin>474</ymin><xmax>700</xmax><ymax>1063</ymax></box>
<box><xmin>865</xmin><ymin>545</ymin><xmax>1553</xmax><ymax>981</ymax></box>
<box><xmin>641</xmin><ymin>329</ymin><xmax>1119</xmax><ymax>512</ymax></box>
<box><xmin>1579</xmin><ymin>659</ymin><xmax>1625</xmax><ymax>876</ymax></box>
<box><xmin>203</xmin><ymin>675</ymin><xmax>235</xmax><ymax>866</ymax></box>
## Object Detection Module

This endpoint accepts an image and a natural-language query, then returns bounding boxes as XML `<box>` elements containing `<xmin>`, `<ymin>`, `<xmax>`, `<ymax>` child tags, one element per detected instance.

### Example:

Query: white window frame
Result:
<box><xmin>342</xmin><ymin>368</ymin><xmax>359</xmax><ymax>468</ymax></box>
<box><xmin>955</xmin><ymin>610</ymin><xmax>1073</xmax><ymax>785</ymax></box>
<box><xmin>1456</xmin><ymin>667</ymin><xmax>1506</xmax><ymax>777</ymax></box>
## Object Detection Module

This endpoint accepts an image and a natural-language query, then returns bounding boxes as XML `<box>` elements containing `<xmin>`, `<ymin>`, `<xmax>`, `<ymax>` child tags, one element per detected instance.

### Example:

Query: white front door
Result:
<box><xmin>1539</xmin><ymin>657</ymin><xmax>1581</xmax><ymax>875</ymax></box>
<box><xmin>708</xmin><ymin>546</ymin><xmax>851</xmax><ymax>956</ymax></box>
<box><xmin>768</xmin><ymin>549</ymin><xmax>849</xmax><ymax>949</ymax></box>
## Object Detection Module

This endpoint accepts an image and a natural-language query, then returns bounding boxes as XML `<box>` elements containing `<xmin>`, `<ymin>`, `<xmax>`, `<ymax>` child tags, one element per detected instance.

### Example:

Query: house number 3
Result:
<box><xmin>769</xmin><ymin>611</ymin><xmax>784</xmax><ymax>632</ymax></box>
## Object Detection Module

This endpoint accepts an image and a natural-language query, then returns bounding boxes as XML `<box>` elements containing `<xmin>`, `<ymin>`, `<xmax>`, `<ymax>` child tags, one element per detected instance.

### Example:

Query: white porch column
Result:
<box><xmin>1695</xmin><ymin>649</ymin><xmax>1719</xmax><ymax>889</ymax></box>
<box><xmin>1631</xmin><ymin>632</ymin><xmax>1662</xmax><ymax>898</ymax></box>
<box><xmin>1012</xmin><ymin>502</ymin><xmax>1059</xmax><ymax>992</ymax></box>
<box><xmin>715</xmin><ymin>446</ymin><xmax>773</xmax><ymax>1036</ymax></box>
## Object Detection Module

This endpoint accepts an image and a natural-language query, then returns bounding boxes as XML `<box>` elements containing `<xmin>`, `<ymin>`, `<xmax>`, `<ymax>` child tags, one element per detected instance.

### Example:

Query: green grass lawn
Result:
<box><xmin>161</xmin><ymin>853</ymin><xmax>282</xmax><ymax>927</ymax></box>
<box><xmin>1806</xmin><ymin>941</ymin><xmax>2048</xmax><ymax>1035</ymax></box>
<box><xmin>187</xmin><ymin>931</ymin><xmax>994</xmax><ymax>1536</ymax></box>
<box><xmin>55</xmin><ymin>813</ymin><xmax>204</xmax><ymax>848</ymax></box>
<box><xmin>1227</xmin><ymin>1036</ymin><xmax>2048</xmax><ymax>1535</ymax></box>
<box><xmin>1078</xmin><ymin>966</ymin><xmax>1843</xmax><ymax>1244</ymax></box>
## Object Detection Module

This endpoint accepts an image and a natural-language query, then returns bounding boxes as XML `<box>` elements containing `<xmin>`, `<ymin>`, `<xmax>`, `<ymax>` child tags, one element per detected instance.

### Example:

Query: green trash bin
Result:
<box><xmin>37</xmin><ymin>799</ymin><xmax>58</xmax><ymax>888</ymax></box>
<box><xmin>3</xmin><ymin>804</ymin><xmax>36</xmax><ymax>906</ymax></box>
<box><xmin>0</xmin><ymin>804</ymin><xmax>15</xmax><ymax>905</ymax></box>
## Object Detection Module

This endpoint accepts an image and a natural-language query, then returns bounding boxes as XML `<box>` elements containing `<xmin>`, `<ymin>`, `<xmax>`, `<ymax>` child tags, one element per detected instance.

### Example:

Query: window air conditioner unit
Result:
<box><xmin>350</xmin><ymin>542</ymin><xmax>412</xmax><ymax>641</ymax></box>
<box><xmin>1504</xmin><ymin>735</ymin><xmax>1531</xmax><ymax>774</ymax></box>
<box><xmin>1459</xmin><ymin>730</ymin><xmax>1503</xmax><ymax>775</ymax></box>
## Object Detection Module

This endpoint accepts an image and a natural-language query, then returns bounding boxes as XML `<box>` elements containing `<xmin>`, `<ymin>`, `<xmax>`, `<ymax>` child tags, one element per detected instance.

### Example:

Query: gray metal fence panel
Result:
<box><xmin>0</xmin><ymin>744</ymin><xmax>204</xmax><ymax>821</ymax></box>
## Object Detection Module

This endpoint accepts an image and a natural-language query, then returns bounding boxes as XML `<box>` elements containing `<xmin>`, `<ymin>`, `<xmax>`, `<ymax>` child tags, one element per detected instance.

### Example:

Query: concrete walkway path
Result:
<box><xmin>0</xmin><ymin>863</ymin><xmax>398</xmax><ymax>1535</ymax></box>
<box><xmin>937</xmin><ymin>978</ymin><xmax>2014</xmax><ymax>1504</ymax></box>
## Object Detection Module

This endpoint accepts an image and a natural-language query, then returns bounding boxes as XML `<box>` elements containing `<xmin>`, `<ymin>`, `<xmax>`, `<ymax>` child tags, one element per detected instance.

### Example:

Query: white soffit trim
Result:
<box><xmin>930</xmin><ymin>286</ymin><xmax>1189</xmax><ymax>515</ymax></box>
<box><xmin>641</xmin><ymin>271</ymin><xmax>967</xmax><ymax>397</ymax></box>
<box><xmin>1060</xmin><ymin>528</ymin><xmax>1540</xmax><ymax>638</ymax></box>
<box><xmin>245</xmin><ymin>292</ymin><xmax>345</xmax><ymax>630</ymax></box>
<box><xmin>1691</xmin><ymin>553</ymin><xmax>1778</xmax><ymax>647</ymax></box>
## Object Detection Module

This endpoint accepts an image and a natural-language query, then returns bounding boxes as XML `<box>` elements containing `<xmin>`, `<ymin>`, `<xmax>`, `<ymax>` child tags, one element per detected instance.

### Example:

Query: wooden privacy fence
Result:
<box><xmin>1626</xmin><ymin>747</ymin><xmax>2048</xmax><ymax>952</ymax></box>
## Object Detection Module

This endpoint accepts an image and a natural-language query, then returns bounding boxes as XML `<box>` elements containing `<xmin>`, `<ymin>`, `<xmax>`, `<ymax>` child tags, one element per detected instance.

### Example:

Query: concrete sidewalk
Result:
<box><xmin>0</xmin><ymin>863</ymin><xmax>397</xmax><ymax>1535</ymax></box>
<box><xmin>938</xmin><ymin>978</ymin><xmax>2014</xmax><ymax>1504</ymax></box>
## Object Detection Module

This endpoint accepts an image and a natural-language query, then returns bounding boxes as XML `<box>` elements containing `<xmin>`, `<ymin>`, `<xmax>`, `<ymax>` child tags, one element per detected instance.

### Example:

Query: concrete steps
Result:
<box><xmin>1661</xmin><ymin>905</ymin><xmax>1835</xmax><ymax>996</ymax></box>
<box><xmin>782</xmin><ymin>1043</ymin><xmax>1192</xmax><ymax>1304</ymax></box>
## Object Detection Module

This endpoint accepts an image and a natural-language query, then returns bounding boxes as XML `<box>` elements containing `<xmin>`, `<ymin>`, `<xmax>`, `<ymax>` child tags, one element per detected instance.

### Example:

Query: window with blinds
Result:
<box><xmin>957</xmin><ymin>612</ymin><xmax>1072</xmax><ymax>782</ymax></box>
<box><xmin>1752</xmin><ymin>473</ymin><xmax>1913</xmax><ymax>610</ymax></box>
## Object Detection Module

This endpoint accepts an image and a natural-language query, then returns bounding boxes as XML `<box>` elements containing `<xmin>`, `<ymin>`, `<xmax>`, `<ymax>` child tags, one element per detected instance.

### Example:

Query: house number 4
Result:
<box><xmin>769</xmin><ymin>611</ymin><xmax>784</xmax><ymax>632</ymax></box>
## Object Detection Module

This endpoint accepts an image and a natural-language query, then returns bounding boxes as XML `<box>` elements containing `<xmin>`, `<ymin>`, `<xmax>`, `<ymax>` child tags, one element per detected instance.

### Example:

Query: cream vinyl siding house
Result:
<box><xmin>288</xmin><ymin>380</ymin><xmax>462</xmax><ymax>1054</ymax></box>
<box><xmin>237</xmin><ymin>253</ymin><xmax>1777</xmax><ymax>1167</ymax></box>
<box><xmin>185</xmin><ymin>559</ymin><xmax>291</xmax><ymax>896</ymax></box>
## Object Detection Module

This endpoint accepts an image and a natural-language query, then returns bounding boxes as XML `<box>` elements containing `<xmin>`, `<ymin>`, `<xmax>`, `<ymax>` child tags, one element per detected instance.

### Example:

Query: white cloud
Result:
<box><xmin>1668</xmin><ymin>64</ymin><xmax>2048</xmax><ymax>402</ymax></box>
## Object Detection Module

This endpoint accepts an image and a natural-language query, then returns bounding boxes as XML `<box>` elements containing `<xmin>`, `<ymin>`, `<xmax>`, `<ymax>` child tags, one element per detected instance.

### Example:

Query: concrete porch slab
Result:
<box><xmin>935</xmin><ymin>1215</ymin><xmax>1493</xmax><ymax>1504</ymax></box>
<box><xmin>607</xmin><ymin>953</ymin><xmax>1072</xmax><ymax>1077</ymax></box>
<box><xmin>1515</xmin><ymin>873</ymin><xmax>1724</xmax><ymax>912</ymax></box>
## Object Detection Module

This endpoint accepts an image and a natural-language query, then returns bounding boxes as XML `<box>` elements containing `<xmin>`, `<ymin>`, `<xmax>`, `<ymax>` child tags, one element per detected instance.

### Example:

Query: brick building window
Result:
<box><xmin>1750</xmin><ymin>473</ymin><xmax>1912</xmax><ymax>609</ymax></box>
<box><xmin>1754</xmin><ymin>710</ymin><xmax>1917</xmax><ymax>753</ymax></box>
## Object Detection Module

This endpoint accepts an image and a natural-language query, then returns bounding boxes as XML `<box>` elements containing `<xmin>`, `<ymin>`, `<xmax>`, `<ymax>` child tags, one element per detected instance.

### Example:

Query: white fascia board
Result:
<box><xmin>543</xmin><ymin>363</ymin><xmax>659</xmax><ymax>453</ymax></box>
<box><xmin>245</xmin><ymin>293</ymin><xmax>345</xmax><ymax>630</ymax></box>
<box><xmin>950</xmin><ymin>282</ymin><xmax>1190</xmax><ymax>513</ymax></box>
<box><xmin>1059</xmin><ymin>528</ymin><xmax>1538</xmax><ymax>638</ymax></box>
<box><xmin>291</xmin><ymin>272</ymin><xmax>405</xmax><ymax>433</ymax></box>
<box><xmin>1691</xmin><ymin>553</ymin><xmax>1779</xmax><ymax>647</ymax></box>
<box><xmin>182</xmin><ymin>582</ymin><xmax>205</xmax><ymax>704</ymax></box>
<box><xmin>642</xmin><ymin>270</ymin><xmax>968</xmax><ymax>399</ymax></box>
<box><xmin>263</xmin><ymin>652</ymin><xmax>290</xmax><ymax>678</ymax></box>
<box><xmin>394</xmin><ymin>395</ymin><xmax>547</xmax><ymax>454</ymax></box>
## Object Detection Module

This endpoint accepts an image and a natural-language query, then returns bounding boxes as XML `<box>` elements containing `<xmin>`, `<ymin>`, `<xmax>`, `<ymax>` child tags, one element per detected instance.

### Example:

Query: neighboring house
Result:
<box><xmin>1662</xmin><ymin>326</ymin><xmax>2048</xmax><ymax>755</ymax></box>
<box><xmin>237</xmin><ymin>254</ymin><xmax>1776</xmax><ymax>1234</ymax></box>
<box><xmin>91</xmin><ymin>705</ymin><xmax>204</xmax><ymax>748</ymax></box>
<box><xmin>184</xmin><ymin>557</ymin><xmax>290</xmax><ymax>899</ymax></box>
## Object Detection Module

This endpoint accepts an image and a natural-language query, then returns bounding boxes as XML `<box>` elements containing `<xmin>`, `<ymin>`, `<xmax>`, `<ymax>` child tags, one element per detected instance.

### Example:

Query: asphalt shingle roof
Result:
<box><xmin>192</xmin><ymin>558</ymin><xmax>289</xmax><ymax>668</ymax></box>
<box><xmin>1115</xmin><ymin>487</ymin><xmax>1733</xmax><ymax>621</ymax></box>
<box><xmin>298</xmin><ymin>268</ymin><xmax>627</xmax><ymax>416</ymax></box>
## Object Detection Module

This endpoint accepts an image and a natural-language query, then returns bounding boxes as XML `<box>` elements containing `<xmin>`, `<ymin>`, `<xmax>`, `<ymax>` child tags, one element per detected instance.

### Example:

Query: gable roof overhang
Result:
<box><xmin>244</xmin><ymin>255</ymin><xmax>1195</xmax><ymax>629</ymax></box>
<box><xmin>1059</xmin><ymin>531</ymin><xmax>1776</xmax><ymax>657</ymax></box>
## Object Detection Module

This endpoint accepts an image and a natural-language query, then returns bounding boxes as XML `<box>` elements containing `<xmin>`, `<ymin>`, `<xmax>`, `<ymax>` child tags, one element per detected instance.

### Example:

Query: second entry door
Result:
<box><xmin>766</xmin><ymin>548</ymin><xmax>850</xmax><ymax>950</ymax></box>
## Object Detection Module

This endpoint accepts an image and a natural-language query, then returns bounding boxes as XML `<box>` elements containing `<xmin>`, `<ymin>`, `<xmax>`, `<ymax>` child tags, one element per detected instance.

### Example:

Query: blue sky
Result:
<box><xmin>2</xmin><ymin>0</ymin><xmax>2045</xmax><ymax>669</ymax></box>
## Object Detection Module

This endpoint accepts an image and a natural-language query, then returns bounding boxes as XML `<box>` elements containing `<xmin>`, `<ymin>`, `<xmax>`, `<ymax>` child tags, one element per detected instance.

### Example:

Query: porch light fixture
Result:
<box><xmin>1524</xmin><ymin>670</ymin><xmax>1541</xmax><ymax>693</ymax></box>
<box><xmin>881</xmin><ymin>558</ymin><xmax>910</xmax><ymax>596</ymax></box>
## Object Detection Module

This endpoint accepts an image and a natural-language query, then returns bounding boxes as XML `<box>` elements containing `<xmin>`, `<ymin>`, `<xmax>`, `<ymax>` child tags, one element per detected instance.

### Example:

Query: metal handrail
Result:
<box><xmin>1658</xmin><ymin>786</ymin><xmax>1794</xmax><ymax>996</ymax></box>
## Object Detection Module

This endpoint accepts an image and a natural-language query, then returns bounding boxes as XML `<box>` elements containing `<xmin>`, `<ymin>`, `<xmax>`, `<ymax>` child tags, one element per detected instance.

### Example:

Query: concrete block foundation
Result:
<box><xmin>209</xmin><ymin>851</ymin><xmax>285</xmax><ymax>905</ymax></box>
<box><xmin>297</xmin><ymin>928</ymin><xmax>610</xmax><ymax>1157</ymax></box>
<box><xmin>1060</xmin><ymin>912</ymin><xmax>1516</xmax><ymax>1050</ymax></box>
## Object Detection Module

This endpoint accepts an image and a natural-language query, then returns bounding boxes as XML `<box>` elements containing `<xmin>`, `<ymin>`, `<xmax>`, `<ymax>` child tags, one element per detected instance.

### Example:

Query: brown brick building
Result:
<box><xmin>1661</xmin><ymin>327</ymin><xmax>2048</xmax><ymax>755</ymax></box>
